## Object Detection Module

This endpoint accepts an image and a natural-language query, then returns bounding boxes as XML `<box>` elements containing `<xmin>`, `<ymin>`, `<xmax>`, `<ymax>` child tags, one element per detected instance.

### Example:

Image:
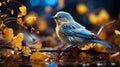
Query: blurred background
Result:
<box><xmin>0</xmin><ymin>0</ymin><xmax>120</xmax><ymax>28</ymax></box>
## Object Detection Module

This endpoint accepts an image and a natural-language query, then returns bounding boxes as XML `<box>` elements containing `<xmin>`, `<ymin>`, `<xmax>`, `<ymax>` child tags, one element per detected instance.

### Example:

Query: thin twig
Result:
<box><xmin>97</xmin><ymin>20</ymin><xmax>116</xmax><ymax>36</ymax></box>
<box><xmin>0</xmin><ymin>45</ymin><xmax>13</xmax><ymax>50</ymax></box>
<box><xmin>93</xmin><ymin>20</ymin><xmax>116</xmax><ymax>47</ymax></box>
<box><xmin>38</xmin><ymin>49</ymin><xmax>116</xmax><ymax>54</ymax></box>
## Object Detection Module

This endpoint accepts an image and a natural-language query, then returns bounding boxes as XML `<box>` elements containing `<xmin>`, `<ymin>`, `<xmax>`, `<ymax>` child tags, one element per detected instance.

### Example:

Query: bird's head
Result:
<box><xmin>53</xmin><ymin>11</ymin><xmax>74</xmax><ymax>25</ymax></box>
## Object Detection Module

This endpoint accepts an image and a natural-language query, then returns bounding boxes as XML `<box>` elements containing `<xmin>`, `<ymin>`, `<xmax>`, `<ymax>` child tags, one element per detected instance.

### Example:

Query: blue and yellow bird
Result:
<box><xmin>53</xmin><ymin>11</ymin><xmax>112</xmax><ymax>48</ymax></box>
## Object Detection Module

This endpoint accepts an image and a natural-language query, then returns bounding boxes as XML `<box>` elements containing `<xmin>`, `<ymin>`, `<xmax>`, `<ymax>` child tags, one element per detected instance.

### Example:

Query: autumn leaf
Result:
<box><xmin>2</xmin><ymin>27</ymin><xmax>14</xmax><ymax>40</ymax></box>
<box><xmin>2</xmin><ymin>49</ymin><xmax>14</xmax><ymax>59</ymax></box>
<box><xmin>17</xmin><ymin>14</ymin><xmax>23</xmax><ymax>18</ymax></box>
<box><xmin>80</xmin><ymin>43</ymin><xmax>93</xmax><ymax>50</ymax></box>
<box><xmin>30</xmin><ymin>52</ymin><xmax>50</xmax><ymax>62</ymax></box>
<box><xmin>19</xmin><ymin>5</ymin><xmax>27</xmax><ymax>17</ymax></box>
<box><xmin>11</xmin><ymin>9</ymin><xmax>14</xmax><ymax>15</ymax></box>
<box><xmin>11</xmin><ymin>33</ymin><xmax>24</xmax><ymax>51</ymax></box>
<box><xmin>34</xmin><ymin>42</ymin><xmax>42</xmax><ymax>50</ymax></box>
<box><xmin>114</xmin><ymin>30</ymin><xmax>120</xmax><ymax>35</ymax></box>
<box><xmin>94</xmin><ymin>44</ymin><xmax>109</xmax><ymax>52</ymax></box>
<box><xmin>22</xmin><ymin>46</ymin><xmax>31</xmax><ymax>55</ymax></box>
<box><xmin>110</xmin><ymin>52</ymin><xmax>120</xmax><ymax>64</ymax></box>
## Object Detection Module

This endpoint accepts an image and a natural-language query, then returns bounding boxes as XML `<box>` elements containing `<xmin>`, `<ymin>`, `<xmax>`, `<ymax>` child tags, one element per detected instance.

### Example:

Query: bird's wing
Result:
<box><xmin>62</xmin><ymin>23</ymin><xmax>96</xmax><ymax>39</ymax></box>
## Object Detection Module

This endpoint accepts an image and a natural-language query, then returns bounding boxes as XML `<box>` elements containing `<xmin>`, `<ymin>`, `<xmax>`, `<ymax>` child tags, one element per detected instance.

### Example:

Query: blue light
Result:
<box><xmin>47</xmin><ymin>63</ymin><xmax>57</xmax><ymax>67</ymax></box>
<box><xmin>30</xmin><ymin>0</ymin><xmax>40</xmax><ymax>6</ymax></box>
<box><xmin>45</xmin><ymin>0</ymin><xmax>57</xmax><ymax>6</ymax></box>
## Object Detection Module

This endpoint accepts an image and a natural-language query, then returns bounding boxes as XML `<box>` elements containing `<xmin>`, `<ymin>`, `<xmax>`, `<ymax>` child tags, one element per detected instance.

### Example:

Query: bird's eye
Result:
<box><xmin>58</xmin><ymin>15</ymin><xmax>62</xmax><ymax>18</ymax></box>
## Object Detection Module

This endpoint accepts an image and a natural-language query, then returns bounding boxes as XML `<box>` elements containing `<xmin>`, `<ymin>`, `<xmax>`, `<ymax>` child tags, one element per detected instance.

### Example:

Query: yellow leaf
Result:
<box><xmin>2</xmin><ymin>27</ymin><xmax>14</xmax><ymax>40</ymax></box>
<box><xmin>19</xmin><ymin>5</ymin><xmax>27</xmax><ymax>16</ymax></box>
<box><xmin>76</xmin><ymin>3</ymin><xmax>88</xmax><ymax>14</ymax></box>
<box><xmin>22</xmin><ymin>46</ymin><xmax>31</xmax><ymax>55</ymax></box>
<box><xmin>30</xmin><ymin>52</ymin><xmax>50</xmax><ymax>62</ymax></box>
<box><xmin>12</xmin><ymin>33</ymin><xmax>24</xmax><ymax>42</ymax></box>
<box><xmin>34</xmin><ymin>42</ymin><xmax>42</xmax><ymax>50</ymax></box>
<box><xmin>94</xmin><ymin>43</ymin><xmax>108</xmax><ymax>52</ymax></box>
<box><xmin>11</xmin><ymin>33</ymin><xmax>24</xmax><ymax>51</ymax></box>
<box><xmin>81</xmin><ymin>43</ymin><xmax>93</xmax><ymax>50</ymax></box>
<box><xmin>17</xmin><ymin>13</ymin><xmax>23</xmax><ymax>18</ymax></box>
<box><xmin>115</xmin><ymin>30</ymin><xmax>120</xmax><ymax>35</ymax></box>
<box><xmin>11</xmin><ymin>9</ymin><xmax>14</xmax><ymax>15</ymax></box>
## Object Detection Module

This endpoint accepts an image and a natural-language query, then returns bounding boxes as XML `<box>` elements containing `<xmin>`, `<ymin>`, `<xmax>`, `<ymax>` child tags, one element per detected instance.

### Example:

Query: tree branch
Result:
<box><xmin>0</xmin><ymin>45</ymin><xmax>116</xmax><ymax>54</ymax></box>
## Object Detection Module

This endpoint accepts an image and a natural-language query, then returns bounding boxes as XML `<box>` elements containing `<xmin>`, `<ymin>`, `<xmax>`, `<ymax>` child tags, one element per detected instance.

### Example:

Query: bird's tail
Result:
<box><xmin>92</xmin><ymin>40</ymin><xmax>112</xmax><ymax>48</ymax></box>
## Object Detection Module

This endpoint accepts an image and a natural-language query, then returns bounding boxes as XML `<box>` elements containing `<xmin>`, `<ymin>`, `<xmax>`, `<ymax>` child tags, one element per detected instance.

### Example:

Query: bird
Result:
<box><xmin>53</xmin><ymin>11</ymin><xmax>112</xmax><ymax>48</ymax></box>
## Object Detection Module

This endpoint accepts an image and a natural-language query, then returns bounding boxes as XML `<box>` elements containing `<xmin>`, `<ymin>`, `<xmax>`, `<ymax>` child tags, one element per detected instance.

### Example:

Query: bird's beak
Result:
<box><xmin>52</xmin><ymin>16</ymin><xmax>58</xmax><ymax>19</ymax></box>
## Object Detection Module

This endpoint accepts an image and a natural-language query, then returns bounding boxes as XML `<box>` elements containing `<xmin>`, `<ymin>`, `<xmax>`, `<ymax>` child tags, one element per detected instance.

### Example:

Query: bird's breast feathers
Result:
<box><xmin>56</xmin><ymin>25</ymin><xmax>67</xmax><ymax>42</ymax></box>
<box><xmin>56</xmin><ymin>25</ymin><xmax>85</xmax><ymax>44</ymax></box>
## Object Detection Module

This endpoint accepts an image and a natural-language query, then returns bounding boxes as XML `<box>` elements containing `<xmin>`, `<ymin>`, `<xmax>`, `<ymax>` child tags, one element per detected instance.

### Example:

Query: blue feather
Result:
<box><xmin>91</xmin><ymin>40</ymin><xmax>112</xmax><ymax>48</ymax></box>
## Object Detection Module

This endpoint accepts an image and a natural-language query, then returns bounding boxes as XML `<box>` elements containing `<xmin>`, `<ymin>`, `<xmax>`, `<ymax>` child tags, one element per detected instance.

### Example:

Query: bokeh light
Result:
<box><xmin>45</xmin><ymin>0</ymin><xmax>57</xmax><ymax>6</ymax></box>
<box><xmin>44</xmin><ymin>6</ymin><xmax>52</xmax><ymax>13</ymax></box>
<box><xmin>24</xmin><ymin>13</ymin><xmax>37</xmax><ymax>25</ymax></box>
<box><xmin>88</xmin><ymin>9</ymin><xmax>110</xmax><ymax>25</ymax></box>
<box><xmin>30</xmin><ymin>0</ymin><xmax>40</xmax><ymax>6</ymax></box>
<box><xmin>7</xmin><ymin>0</ymin><xmax>10</xmax><ymax>3</ymax></box>
<box><xmin>0</xmin><ymin>2</ymin><xmax>2</xmax><ymax>7</ymax></box>
<box><xmin>98</xmin><ymin>9</ymin><xmax>110</xmax><ymax>23</ymax></box>
<box><xmin>88</xmin><ymin>13</ymin><xmax>98</xmax><ymax>25</ymax></box>
<box><xmin>76</xmin><ymin>3</ymin><xmax>88</xmax><ymax>14</ymax></box>
<box><xmin>58</xmin><ymin>0</ymin><xmax>64</xmax><ymax>8</ymax></box>
<box><xmin>36</xmin><ymin>18</ymin><xmax>48</xmax><ymax>32</ymax></box>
